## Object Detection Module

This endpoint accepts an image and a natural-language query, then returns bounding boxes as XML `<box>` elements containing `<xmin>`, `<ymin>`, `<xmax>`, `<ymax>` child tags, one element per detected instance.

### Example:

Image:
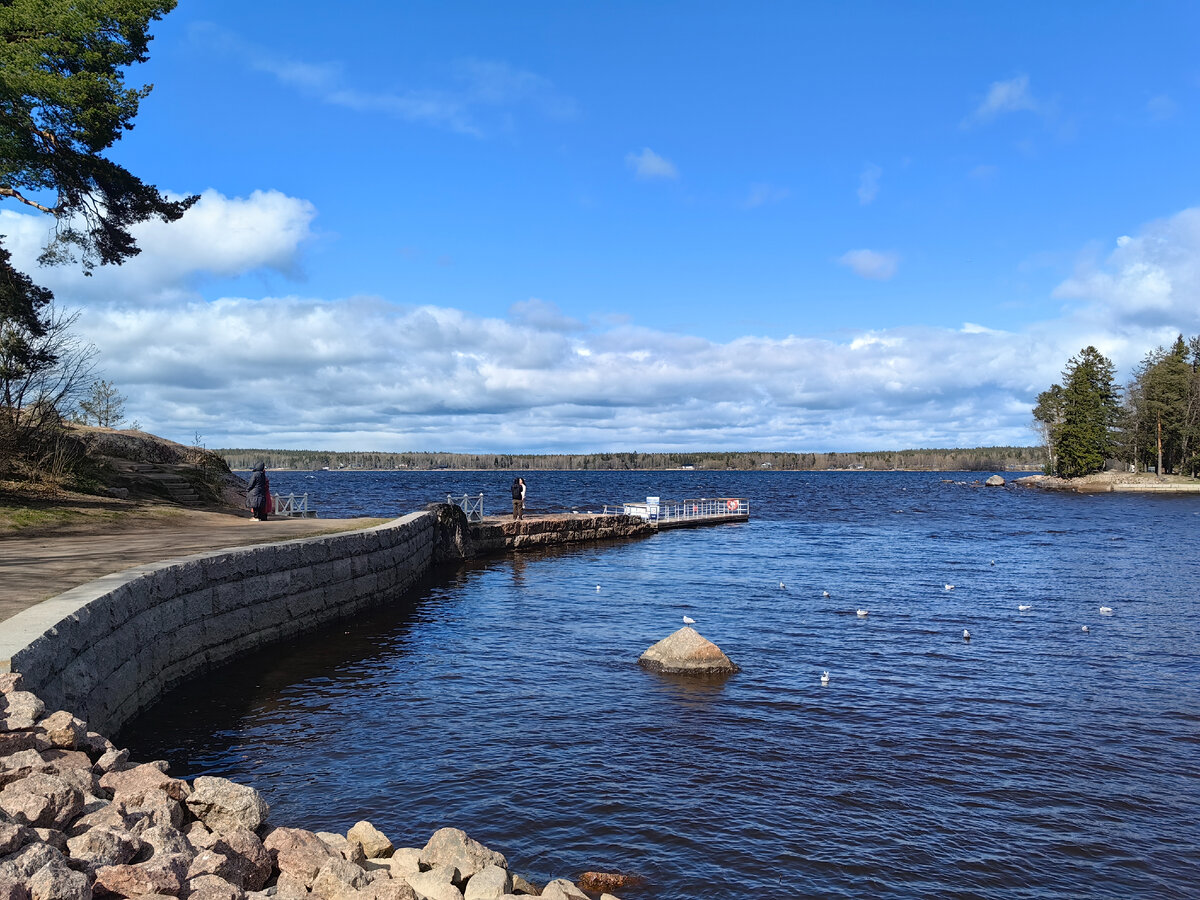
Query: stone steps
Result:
<box><xmin>106</xmin><ymin>460</ymin><xmax>206</xmax><ymax>507</ymax></box>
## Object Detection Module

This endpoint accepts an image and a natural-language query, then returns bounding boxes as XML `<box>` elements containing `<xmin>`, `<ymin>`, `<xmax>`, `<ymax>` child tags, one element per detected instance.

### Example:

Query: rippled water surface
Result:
<box><xmin>119</xmin><ymin>471</ymin><xmax>1200</xmax><ymax>899</ymax></box>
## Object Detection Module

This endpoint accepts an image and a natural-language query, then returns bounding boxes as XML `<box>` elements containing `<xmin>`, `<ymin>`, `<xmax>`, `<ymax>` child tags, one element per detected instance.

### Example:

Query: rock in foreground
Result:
<box><xmin>638</xmin><ymin>626</ymin><xmax>739</xmax><ymax>675</ymax></box>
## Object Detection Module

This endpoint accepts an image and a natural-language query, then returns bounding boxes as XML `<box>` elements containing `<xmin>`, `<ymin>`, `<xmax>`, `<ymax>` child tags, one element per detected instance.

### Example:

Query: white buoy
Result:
<box><xmin>820</xmin><ymin>671</ymin><xmax>830</xmax><ymax>685</ymax></box>
<box><xmin>963</xmin><ymin>629</ymin><xmax>971</xmax><ymax>640</ymax></box>
<box><xmin>1018</xmin><ymin>604</ymin><xmax>1032</xmax><ymax>611</ymax></box>
<box><xmin>682</xmin><ymin>615</ymin><xmax>696</xmax><ymax>625</ymax></box>
<box><xmin>1099</xmin><ymin>606</ymin><xmax>1113</xmax><ymax>615</ymax></box>
<box><xmin>856</xmin><ymin>609</ymin><xmax>869</xmax><ymax>617</ymax></box>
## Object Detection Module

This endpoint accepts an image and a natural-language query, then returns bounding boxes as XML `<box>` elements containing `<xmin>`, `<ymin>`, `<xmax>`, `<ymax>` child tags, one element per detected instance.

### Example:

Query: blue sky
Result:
<box><xmin>6</xmin><ymin>1</ymin><xmax>1200</xmax><ymax>451</ymax></box>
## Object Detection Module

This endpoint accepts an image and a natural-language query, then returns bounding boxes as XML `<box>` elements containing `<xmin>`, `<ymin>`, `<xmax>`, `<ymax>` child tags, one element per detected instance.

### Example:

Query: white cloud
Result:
<box><xmin>965</xmin><ymin>74</ymin><xmax>1042</xmax><ymax>125</ymax></box>
<box><xmin>857</xmin><ymin>163</ymin><xmax>882</xmax><ymax>205</ymax></box>
<box><xmin>837</xmin><ymin>249</ymin><xmax>899</xmax><ymax>281</ymax></box>
<box><xmin>195</xmin><ymin>24</ymin><xmax>573</xmax><ymax>138</ymax></box>
<box><xmin>1146</xmin><ymin>94</ymin><xmax>1177</xmax><ymax>122</ymax></box>
<box><xmin>0</xmin><ymin>190</ymin><xmax>316</xmax><ymax>305</ymax></box>
<box><xmin>743</xmin><ymin>183</ymin><xmax>789</xmax><ymax>209</ymax></box>
<box><xmin>16</xmin><ymin>186</ymin><xmax>1200</xmax><ymax>453</ymax></box>
<box><xmin>72</xmin><ymin>295</ymin><xmax>1064</xmax><ymax>452</ymax></box>
<box><xmin>626</xmin><ymin>148</ymin><xmax>679</xmax><ymax>180</ymax></box>
<box><xmin>1053</xmin><ymin>207</ymin><xmax>1200</xmax><ymax>332</ymax></box>
<box><xmin>508</xmin><ymin>298</ymin><xmax>584</xmax><ymax>332</ymax></box>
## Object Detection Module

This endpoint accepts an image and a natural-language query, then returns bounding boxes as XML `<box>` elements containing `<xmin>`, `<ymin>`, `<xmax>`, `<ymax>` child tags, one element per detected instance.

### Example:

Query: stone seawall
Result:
<box><xmin>0</xmin><ymin>507</ymin><xmax>658</xmax><ymax>736</ymax></box>
<box><xmin>0</xmin><ymin>512</ymin><xmax>435</xmax><ymax>735</ymax></box>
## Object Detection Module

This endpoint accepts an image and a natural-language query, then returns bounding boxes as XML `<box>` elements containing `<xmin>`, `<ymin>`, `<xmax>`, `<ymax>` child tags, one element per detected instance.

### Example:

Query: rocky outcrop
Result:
<box><xmin>0</xmin><ymin>674</ymin><xmax>627</xmax><ymax>900</ymax></box>
<box><xmin>638</xmin><ymin>626</ymin><xmax>739</xmax><ymax>675</ymax></box>
<box><xmin>70</xmin><ymin>424</ymin><xmax>247</xmax><ymax>508</ymax></box>
<box><xmin>985</xmin><ymin>475</ymin><xmax>1005</xmax><ymax>486</ymax></box>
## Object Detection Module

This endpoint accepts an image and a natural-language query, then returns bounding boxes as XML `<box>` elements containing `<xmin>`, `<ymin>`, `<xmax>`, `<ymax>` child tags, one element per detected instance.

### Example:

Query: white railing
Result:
<box><xmin>611</xmin><ymin>497</ymin><xmax>748</xmax><ymax>524</ymax></box>
<box><xmin>447</xmin><ymin>493</ymin><xmax>484</xmax><ymax>522</ymax></box>
<box><xmin>272</xmin><ymin>492</ymin><xmax>315</xmax><ymax>517</ymax></box>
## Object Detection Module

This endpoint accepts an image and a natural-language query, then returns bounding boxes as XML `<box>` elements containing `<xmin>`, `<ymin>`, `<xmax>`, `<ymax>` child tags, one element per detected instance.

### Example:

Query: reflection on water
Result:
<box><xmin>119</xmin><ymin>472</ymin><xmax>1200</xmax><ymax>899</ymax></box>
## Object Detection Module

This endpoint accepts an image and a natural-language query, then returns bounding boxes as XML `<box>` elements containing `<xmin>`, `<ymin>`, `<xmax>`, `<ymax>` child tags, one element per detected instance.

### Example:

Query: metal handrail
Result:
<box><xmin>616</xmin><ymin>497</ymin><xmax>748</xmax><ymax>523</ymax></box>
<box><xmin>272</xmin><ymin>492</ymin><xmax>314</xmax><ymax>517</ymax></box>
<box><xmin>447</xmin><ymin>493</ymin><xmax>484</xmax><ymax>522</ymax></box>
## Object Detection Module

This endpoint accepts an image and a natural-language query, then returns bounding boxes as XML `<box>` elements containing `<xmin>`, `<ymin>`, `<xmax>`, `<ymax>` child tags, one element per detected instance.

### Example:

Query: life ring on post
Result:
<box><xmin>726</xmin><ymin>499</ymin><xmax>738</xmax><ymax>512</ymax></box>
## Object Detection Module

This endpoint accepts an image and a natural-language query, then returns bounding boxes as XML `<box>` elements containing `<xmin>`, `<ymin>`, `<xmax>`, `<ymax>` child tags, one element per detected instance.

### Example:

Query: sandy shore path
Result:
<box><xmin>0</xmin><ymin>508</ymin><xmax>386</xmax><ymax>624</ymax></box>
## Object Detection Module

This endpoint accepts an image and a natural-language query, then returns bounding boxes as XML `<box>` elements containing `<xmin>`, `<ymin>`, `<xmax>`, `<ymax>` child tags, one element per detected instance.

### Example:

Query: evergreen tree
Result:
<box><xmin>1054</xmin><ymin>346</ymin><xmax>1119</xmax><ymax>478</ymax></box>
<box><xmin>1124</xmin><ymin>335</ymin><xmax>1200</xmax><ymax>476</ymax></box>
<box><xmin>0</xmin><ymin>0</ymin><xmax>191</xmax><ymax>474</ymax></box>
<box><xmin>78</xmin><ymin>379</ymin><xmax>126</xmax><ymax>427</ymax></box>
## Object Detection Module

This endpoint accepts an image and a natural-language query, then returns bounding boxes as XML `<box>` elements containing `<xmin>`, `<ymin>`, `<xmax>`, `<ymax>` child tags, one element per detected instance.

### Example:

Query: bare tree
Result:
<box><xmin>0</xmin><ymin>305</ymin><xmax>97</xmax><ymax>478</ymax></box>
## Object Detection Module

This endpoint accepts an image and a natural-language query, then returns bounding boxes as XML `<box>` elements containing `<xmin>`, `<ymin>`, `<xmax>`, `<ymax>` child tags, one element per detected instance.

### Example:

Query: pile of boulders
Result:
<box><xmin>0</xmin><ymin>675</ymin><xmax>624</xmax><ymax>900</ymax></box>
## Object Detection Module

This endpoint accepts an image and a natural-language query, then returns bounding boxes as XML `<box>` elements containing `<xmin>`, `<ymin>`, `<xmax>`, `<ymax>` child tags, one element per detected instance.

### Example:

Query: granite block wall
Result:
<box><xmin>0</xmin><ymin>511</ymin><xmax>434</xmax><ymax>734</ymax></box>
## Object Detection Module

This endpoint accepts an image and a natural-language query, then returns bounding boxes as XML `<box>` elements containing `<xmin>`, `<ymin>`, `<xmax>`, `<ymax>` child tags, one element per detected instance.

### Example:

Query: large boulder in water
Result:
<box><xmin>638</xmin><ymin>627</ymin><xmax>739</xmax><ymax>675</ymax></box>
<box><xmin>985</xmin><ymin>475</ymin><xmax>1006</xmax><ymax>487</ymax></box>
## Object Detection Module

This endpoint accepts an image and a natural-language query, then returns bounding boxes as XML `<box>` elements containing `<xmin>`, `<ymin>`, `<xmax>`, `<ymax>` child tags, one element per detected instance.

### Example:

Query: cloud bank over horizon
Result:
<box><xmin>6</xmin><ymin>193</ymin><xmax>1200</xmax><ymax>453</ymax></box>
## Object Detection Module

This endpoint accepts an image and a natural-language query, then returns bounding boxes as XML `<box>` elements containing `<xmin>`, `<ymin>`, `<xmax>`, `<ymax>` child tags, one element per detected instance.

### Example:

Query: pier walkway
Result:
<box><xmin>610</xmin><ymin>496</ymin><xmax>750</xmax><ymax>529</ymax></box>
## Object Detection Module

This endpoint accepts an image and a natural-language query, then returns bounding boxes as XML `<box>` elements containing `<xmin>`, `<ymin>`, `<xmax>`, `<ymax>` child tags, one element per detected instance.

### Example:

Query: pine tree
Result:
<box><xmin>1054</xmin><ymin>346</ymin><xmax>1119</xmax><ymax>478</ymax></box>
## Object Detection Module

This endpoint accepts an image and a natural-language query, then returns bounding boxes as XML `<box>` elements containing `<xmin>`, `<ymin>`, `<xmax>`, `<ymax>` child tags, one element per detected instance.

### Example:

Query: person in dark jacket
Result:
<box><xmin>511</xmin><ymin>476</ymin><xmax>526</xmax><ymax>520</ymax></box>
<box><xmin>246</xmin><ymin>462</ymin><xmax>270</xmax><ymax>521</ymax></box>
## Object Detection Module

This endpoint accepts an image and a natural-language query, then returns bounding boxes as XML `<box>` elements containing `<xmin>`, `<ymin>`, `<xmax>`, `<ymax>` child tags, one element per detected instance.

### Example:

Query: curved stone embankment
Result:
<box><xmin>0</xmin><ymin>505</ymin><xmax>658</xmax><ymax>898</ymax></box>
<box><xmin>0</xmin><ymin>512</ymin><xmax>435</xmax><ymax>736</ymax></box>
<box><xmin>0</xmin><ymin>506</ymin><xmax>654</xmax><ymax>737</ymax></box>
<box><xmin>0</xmin><ymin>672</ymin><xmax>623</xmax><ymax>899</ymax></box>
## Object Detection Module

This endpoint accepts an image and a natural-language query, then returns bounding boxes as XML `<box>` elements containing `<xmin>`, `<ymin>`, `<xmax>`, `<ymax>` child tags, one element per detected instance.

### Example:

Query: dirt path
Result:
<box><xmin>0</xmin><ymin>508</ymin><xmax>386</xmax><ymax>624</ymax></box>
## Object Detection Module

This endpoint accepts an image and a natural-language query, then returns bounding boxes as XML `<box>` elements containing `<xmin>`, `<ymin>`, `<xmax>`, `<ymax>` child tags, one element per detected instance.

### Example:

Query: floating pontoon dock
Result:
<box><xmin>609</xmin><ymin>496</ymin><xmax>750</xmax><ymax>529</ymax></box>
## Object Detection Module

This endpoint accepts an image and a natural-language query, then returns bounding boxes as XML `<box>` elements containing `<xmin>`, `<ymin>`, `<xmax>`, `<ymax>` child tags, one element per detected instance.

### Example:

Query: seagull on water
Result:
<box><xmin>823</xmin><ymin>590</ymin><xmax>831</xmax><ymax>598</ymax></box>
<box><xmin>990</xmin><ymin>559</ymin><xmax>996</xmax><ymax>566</ymax></box>
<box><xmin>963</xmin><ymin>629</ymin><xmax>971</xmax><ymax>641</ymax></box>
<box><xmin>1099</xmin><ymin>606</ymin><xmax>1113</xmax><ymax>615</ymax></box>
<box><xmin>1018</xmin><ymin>604</ymin><xmax>1032</xmax><ymax>611</ymax></box>
<box><xmin>682</xmin><ymin>615</ymin><xmax>696</xmax><ymax>625</ymax></box>
<box><xmin>596</xmin><ymin>585</ymin><xmax>601</xmax><ymax>592</ymax></box>
<box><xmin>1082</xmin><ymin>625</ymin><xmax>1090</xmax><ymax>633</ymax></box>
<box><xmin>779</xmin><ymin>581</ymin><xmax>786</xmax><ymax>590</ymax></box>
<box><xmin>856</xmin><ymin>609</ymin><xmax>869</xmax><ymax>617</ymax></box>
<box><xmin>944</xmin><ymin>584</ymin><xmax>955</xmax><ymax>591</ymax></box>
<box><xmin>820</xmin><ymin>671</ymin><xmax>830</xmax><ymax>685</ymax></box>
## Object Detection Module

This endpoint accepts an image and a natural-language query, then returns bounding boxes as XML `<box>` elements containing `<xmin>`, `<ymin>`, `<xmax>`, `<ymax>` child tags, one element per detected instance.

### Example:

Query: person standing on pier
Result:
<box><xmin>511</xmin><ymin>476</ymin><xmax>526</xmax><ymax>520</ymax></box>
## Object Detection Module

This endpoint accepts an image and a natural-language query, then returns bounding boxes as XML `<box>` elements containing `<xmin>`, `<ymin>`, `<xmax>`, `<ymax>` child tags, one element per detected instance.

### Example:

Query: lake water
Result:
<box><xmin>118</xmin><ymin>471</ymin><xmax>1200</xmax><ymax>899</ymax></box>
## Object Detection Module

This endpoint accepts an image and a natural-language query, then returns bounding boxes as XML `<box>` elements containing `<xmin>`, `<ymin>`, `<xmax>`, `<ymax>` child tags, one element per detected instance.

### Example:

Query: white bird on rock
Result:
<box><xmin>856</xmin><ymin>609</ymin><xmax>869</xmax><ymax>618</ymax></box>
<box><xmin>820</xmin><ymin>671</ymin><xmax>830</xmax><ymax>685</ymax></box>
<box><xmin>963</xmin><ymin>629</ymin><xmax>971</xmax><ymax>641</ymax></box>
<box><xmin>682</xmin><ymin>615</ymin><xmax>696</xmax><ymax>626</ymax></box>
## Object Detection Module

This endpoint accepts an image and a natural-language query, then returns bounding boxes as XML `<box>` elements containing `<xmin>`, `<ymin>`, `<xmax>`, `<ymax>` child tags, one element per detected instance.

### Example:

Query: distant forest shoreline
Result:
<box><xmin>220</xmin><ymin>446</ymin><xmax>1045</xmax><ymax>473</ymax></box>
